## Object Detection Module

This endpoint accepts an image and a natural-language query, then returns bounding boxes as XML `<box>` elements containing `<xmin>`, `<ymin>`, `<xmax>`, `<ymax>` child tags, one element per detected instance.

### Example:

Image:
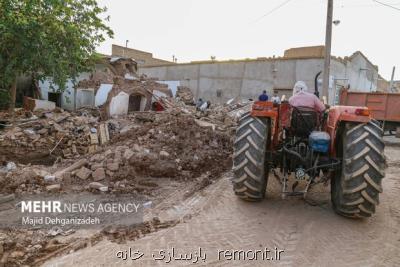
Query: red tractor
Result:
<box><xmin>232</xmin><ymin>99</ymin><xmax>385</xmax><ymax>218</ymax></box>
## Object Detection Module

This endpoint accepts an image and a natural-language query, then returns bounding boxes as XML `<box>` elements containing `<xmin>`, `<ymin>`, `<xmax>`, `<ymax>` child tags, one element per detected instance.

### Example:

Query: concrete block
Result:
<box><xmin>23</xmin><ymin>97</ymin><xmax>56</xmax><ymax>111</ymax></box>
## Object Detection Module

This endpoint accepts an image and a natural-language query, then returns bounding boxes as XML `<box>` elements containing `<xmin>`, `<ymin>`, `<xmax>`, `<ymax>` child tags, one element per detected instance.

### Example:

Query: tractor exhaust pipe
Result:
<box><xmin>315</xmin><ymin>71</ymin><xmax>322</xmax><ymax>98</ymax></box>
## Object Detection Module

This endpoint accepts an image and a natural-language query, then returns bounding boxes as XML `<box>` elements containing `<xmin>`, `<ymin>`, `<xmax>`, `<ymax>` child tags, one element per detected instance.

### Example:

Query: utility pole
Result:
<box><xmin>322</xmin><ymin>0</ymin><xmax>333</xmax><ymax>101</ymax></box>
<box><xmin>389</xmin><ymin>66</ymin><xmax>396</xmax><ymax>92</ymax></box>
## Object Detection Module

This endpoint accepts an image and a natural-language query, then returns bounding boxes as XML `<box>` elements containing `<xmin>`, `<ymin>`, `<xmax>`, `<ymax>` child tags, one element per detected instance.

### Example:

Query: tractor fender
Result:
<box><xmin>326</xmin><ymin>105</ymin><xmax>371</xmax><ymax>155</ymax></box>
<box><xmin>250</xmin><ymin>101</ymin><xmax>278</xmax><ymax>119</ymax></box>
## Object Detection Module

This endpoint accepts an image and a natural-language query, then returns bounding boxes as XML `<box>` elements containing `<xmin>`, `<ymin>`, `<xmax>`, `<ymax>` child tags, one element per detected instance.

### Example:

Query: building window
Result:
<box><xmin>48</xmin><ymin>92</ymin><xmax>61</xmax><ymax>107</ymax></box>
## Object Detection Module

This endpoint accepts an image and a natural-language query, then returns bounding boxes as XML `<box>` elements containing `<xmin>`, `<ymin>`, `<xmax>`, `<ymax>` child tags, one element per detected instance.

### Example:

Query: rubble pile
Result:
<box><xmin>158</xmin><ymin>95</ymin><xmax>252</xmax><ymax>129</ymax></box>
<box><xmin>0</xmin><ymin>109</ymin><xmax>110</xmax><ymax>164</ymax></box>
<box><xmin>175</xmin><ymin>86</ymin><xmax>194</xmax><ymax>105</ymax></box>
<box><xmin>0</xmin><ymin>90</ymin><xmax>253</xmax><ymax>266</ymax></box>
<box><xmin>0</xmin><ymin>228</ymin><xmax>101</xmax><ymax>267</ymax></box>
<box><xmin>110</xmin><ymin>112</ymin><xmax>232</xmax><ymax>180</ymax></box>
<box><xmin>206</xmin><ymin>99</ymin><xmax>253</xmax><ymax>123</ymax></box>
<box><xmin>0</xmin><ymin>110</ymin><xmax>233</xmax><ymax>196</ymax></box>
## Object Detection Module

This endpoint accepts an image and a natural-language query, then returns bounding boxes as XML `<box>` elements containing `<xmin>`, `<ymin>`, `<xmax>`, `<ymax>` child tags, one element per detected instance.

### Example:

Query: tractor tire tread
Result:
<box><xmin>232</xmin><ymin>112</ymin><xmax>269</xmax><ymax>201</ymax></box>
<box><xmin>332</xmin><ymin>121</ymin><xmax>385</xmax><ymax>218</ymax></box>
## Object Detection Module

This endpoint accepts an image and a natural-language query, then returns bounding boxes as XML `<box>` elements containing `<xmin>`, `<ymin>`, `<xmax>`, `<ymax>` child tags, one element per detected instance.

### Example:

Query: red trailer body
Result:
<box><xmin>340</xmin><ymin>89</ymin><xmax>400</xmax><ymax>132</ymax></box>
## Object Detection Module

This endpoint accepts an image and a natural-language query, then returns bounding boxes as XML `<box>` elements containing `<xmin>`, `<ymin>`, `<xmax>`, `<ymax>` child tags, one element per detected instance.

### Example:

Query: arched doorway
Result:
<box><xmin>128</xmin><ymin>94</ymin><xmax>147</xmax><ymax>112</ymax></box>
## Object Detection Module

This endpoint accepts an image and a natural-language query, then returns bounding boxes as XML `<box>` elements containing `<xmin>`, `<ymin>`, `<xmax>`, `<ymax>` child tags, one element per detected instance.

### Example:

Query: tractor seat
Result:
<box><xmin>290</xmin><ymin>106</ymin><xmax>319</xmax><ymax>138</ymax></box>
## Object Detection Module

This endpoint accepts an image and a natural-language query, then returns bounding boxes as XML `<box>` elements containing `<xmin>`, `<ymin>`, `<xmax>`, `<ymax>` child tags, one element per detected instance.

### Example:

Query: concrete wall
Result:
<box><xmin>140</xmin><ymin>59</ymin><xmax>326</xmax><ymax>103</ymax></box>
<box><xmin>76</xmin><ymin>89</ymin><xmax>95</xmax><ymax>109</ymax></box>
<box><xmin>345</xmin><ymin>53</ymin><xmax>378</xmax><ymax>92</ymax></box>
<box><xmin>139</xmin><ymin>55</ymin><xmax>378</xmax><ymax>104</ymax></box>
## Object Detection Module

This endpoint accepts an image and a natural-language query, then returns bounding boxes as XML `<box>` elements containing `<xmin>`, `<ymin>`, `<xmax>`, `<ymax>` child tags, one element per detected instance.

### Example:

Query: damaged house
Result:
<box><xmin>36</xmin><ymin>56</ymin><xmax>172</xmax><ymax>117</ymax></box>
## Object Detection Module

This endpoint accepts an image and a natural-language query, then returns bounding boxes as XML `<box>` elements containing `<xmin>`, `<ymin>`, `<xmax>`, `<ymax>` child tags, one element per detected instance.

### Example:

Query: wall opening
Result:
<box><xmin>48</xmin><ymin>92</ymin><xmax>62</xmax><ymax>107</ymax></box>
<box><xmin>128</xmin><ymin>94</ymin><xmax>147</xmax><ymax>112</ymax></box>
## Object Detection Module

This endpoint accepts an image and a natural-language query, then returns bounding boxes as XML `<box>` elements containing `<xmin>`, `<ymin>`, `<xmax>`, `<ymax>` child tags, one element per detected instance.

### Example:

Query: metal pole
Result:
<box><xmin>322</xmin><ymin>0</ymin><xmax>333</xmax><ymax>101</ymax></box>
<box><xmin>389</xmin><ymin>66</ymin><xmax>395</xmax><ymax>92</ymax></box>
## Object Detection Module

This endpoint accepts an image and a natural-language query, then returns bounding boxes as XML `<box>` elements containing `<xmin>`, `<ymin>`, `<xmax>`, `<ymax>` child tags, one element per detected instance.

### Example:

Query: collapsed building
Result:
<box><xmin>36</xmin><ymin>56</ymin><xmax>172</xmax><ymax>118</ymax></box>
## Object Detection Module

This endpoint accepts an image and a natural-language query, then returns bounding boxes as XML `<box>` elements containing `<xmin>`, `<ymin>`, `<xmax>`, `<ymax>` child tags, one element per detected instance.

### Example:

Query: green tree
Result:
<box><xmin>0</xmin><ymin>0</ymin><xmax>113</xmax><ymax>113</ymax></box>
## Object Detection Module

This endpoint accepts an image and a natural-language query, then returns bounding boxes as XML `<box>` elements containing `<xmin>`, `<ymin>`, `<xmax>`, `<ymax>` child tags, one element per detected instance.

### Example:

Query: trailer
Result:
<box><xmin>339</xmin><ymin>89</ymin><xmax>400</xmax><ymax>135</ymax></box>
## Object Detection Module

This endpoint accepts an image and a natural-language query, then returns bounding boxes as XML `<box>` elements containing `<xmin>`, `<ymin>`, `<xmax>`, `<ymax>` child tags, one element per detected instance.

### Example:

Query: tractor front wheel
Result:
<box><xmin>331</xmin><ymin>120</ymin><xmax>385</xmax><ymax>218</ymax></box>
<box><xmin>232</xmin><ymin>112</ymin><xmax>270</xmax><ymax>201</ymax></box>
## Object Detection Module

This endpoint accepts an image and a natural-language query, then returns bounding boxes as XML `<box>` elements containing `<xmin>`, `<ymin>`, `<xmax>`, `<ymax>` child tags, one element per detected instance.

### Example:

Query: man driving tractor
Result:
<box><xmin>289</xmin><ymin>81</ymin><xmax>325</xmax><ymax>113</ymax></box>
<box><xmin>232</xmin><ymin>77</ymin><xmax>385</xmax><ymax>219</ymax></box>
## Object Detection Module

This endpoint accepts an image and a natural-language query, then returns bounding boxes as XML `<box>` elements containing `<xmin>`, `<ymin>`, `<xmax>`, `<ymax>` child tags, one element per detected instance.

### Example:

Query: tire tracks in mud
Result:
<box><xmin>43</xmin><ymin>146</ymin><xmax>400</xmax><ymax>266</ymax></box>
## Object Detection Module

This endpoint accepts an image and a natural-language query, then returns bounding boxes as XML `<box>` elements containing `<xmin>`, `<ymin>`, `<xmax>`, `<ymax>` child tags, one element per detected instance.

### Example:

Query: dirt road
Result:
<box><xmin>43</xmin><ymin>144</ymin><xmax>400</xmax><ymax>267</ymax></box>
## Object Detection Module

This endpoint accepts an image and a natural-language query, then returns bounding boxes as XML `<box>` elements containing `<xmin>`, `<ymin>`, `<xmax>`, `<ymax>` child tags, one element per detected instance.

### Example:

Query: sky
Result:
<box><xmin>96</xmin><ymin>0</ymin><xmax>400</xmax><ymax>80</ymax></box>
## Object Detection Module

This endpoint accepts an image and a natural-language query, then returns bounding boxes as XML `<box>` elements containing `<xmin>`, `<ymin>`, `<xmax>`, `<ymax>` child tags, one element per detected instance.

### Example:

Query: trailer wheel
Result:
<box><xmin>232</xmin><ymin>112</ymin><xmax>270</xmax><ymax>201</ymax></box>
<box><xmin>331</xmin><ymin>120</ymin><xmax>385</xmax><ymax>218</ymax></box>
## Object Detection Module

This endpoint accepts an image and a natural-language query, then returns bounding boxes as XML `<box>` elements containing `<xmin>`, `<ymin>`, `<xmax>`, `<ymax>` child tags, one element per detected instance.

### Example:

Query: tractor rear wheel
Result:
<box><xmin>232</xmin><ymin>112</ymin><xmax>270</xmax><ymax>201</ymax></box>
<box><xmin>331</xmin><ymin>120</ymin><xmax>385</xmax><ymax>218</ymax></box>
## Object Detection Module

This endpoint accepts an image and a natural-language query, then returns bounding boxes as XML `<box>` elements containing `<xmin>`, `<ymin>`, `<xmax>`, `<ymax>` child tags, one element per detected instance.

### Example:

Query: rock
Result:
<box><xmin>46</xmin><ymin>184</ymin><xmax>61</xmax><ymax>192</ymax></box>
<box><xmin>53</xmin><ymin>123</ymin><xmax>64</xmax><ymax>132</ymax></box>
<box><xmin>72</xmin><ymin>144</ymin><xmax>77</xmax><ymax>154</ymax></box>
<box><xmin>195</xmin><ymin>119</ymin><xmax>216</xmax><ymax>131</ymax></box>
<box><xmin>37</xmin><ymin>128</ymin><xmax>48</xmax><ymax>134</ymax></box>
<box><xmin>132</xmin><ymin>144</ymin><xmax>142</xmax><ymax>152</ymax></box>
<box><xmin>33</xmin><ymin>244</ymin><xmax>42</xmax><ymax>250</ymax></box>
<box><xmin>104</xmin><ymin>149</ymin><xmax>113</xmax><ymax>157</ymax></box>
<box><xmin>48</xmin><ymin>226</ymin><xmax>63</xmax><ymax>236</ymax></box>
<box><xmin>106</xmin><ymin>162</ymin><xmax>119</xmax><ymax>171</ymax></box>
<box><xmin>89</xmin><ymin>182</ymin><xmax>108</xmax><ymax>192</ymax></box>
<box><xmin>159</xmin><ymin>150</ymin><xmax>170</xmax><ymax>159</ymax></box>
<box><xmin>113</xmin><ymin>157</ymin><xmax>121</xmax><ymax>165</ymax></box>
<box><xmin>0</xmin><ymin>243</ymin><xmax>3</xmax><ymax>258</ymax></box>
<box><xmin>23</xmin><ymin>129</ymin><xmax>35</xmax><ymax>135</ymax></box>
<box><xmin>63</xmin><ymin>172</ymin><xmax>71</xmax><ymax>181</ymax></box>
<box><xmin>114</xmin><ymin>151</ymin><xmax>122</xmax><ymax>161</ymax></box>
<box><xmin>44</xmin><ymin>175</ymin><xmax>56</xmax><ymax>183</ymax></box>
<box><xmin>33</xmin><ymin>169</ymin><xmax>50</xmax><ymax>178</ymax></box>
<box><xmin>143</xmin><ymin>201</ymin><xmax>152</xmax><ymax>209</ymax></box>
<box><xmin>92</xmin><ymin>168</ymin><xmax>105</xmax><ymax>181</ymax></box>
<box><xmin>116</xmin><ymin>145</ymin><xmax>128</xmax><ymax>152</ymax></box>
<box><xmin>75</xmin><ymin>167</ymin><xmax>92</xmax><ymax>180</ymax></box>
<box><xmin>120</xmin><ymin>124</ymin><xmax>134</xmax><ymax>134</ymax></box>
<box><xmin>90</xmin><ymin>154</ymin><xmax>104</xmax><ymax>163</ymax></box>
<box><xmin>54</xmin><ymin>159</ymin><xmax>88</xmax><ymax>179</ymax></box>
<box><xmin>9</xmin><ymin>250</ymin><xmax>24</xmax><ymax>258</ymax></box>
<box><xmin>90</xmin><ymin>163</ymin><xmax>103</xmax><ymax>171</ymax></box>
<box><xmin>6</xmin><ymin>162</ymin><xmax>16</xmax><ymax>172</ymax></box>
<box><xmin>123</xmin><ymin>149</ymin><xmax>134</xmax><ymax>160</ymax></box>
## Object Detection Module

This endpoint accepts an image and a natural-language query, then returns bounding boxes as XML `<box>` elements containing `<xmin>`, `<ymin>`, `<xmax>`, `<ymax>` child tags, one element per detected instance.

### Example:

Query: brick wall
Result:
<box><xmin>284</xmin><ymin>46</ymin><xmax>325</xmax><ymax>59</ymax></box>
<box><xmin>112</xmin><ymin>45</ymin><xmax>171</xmax><ymax>67</ymax></box>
